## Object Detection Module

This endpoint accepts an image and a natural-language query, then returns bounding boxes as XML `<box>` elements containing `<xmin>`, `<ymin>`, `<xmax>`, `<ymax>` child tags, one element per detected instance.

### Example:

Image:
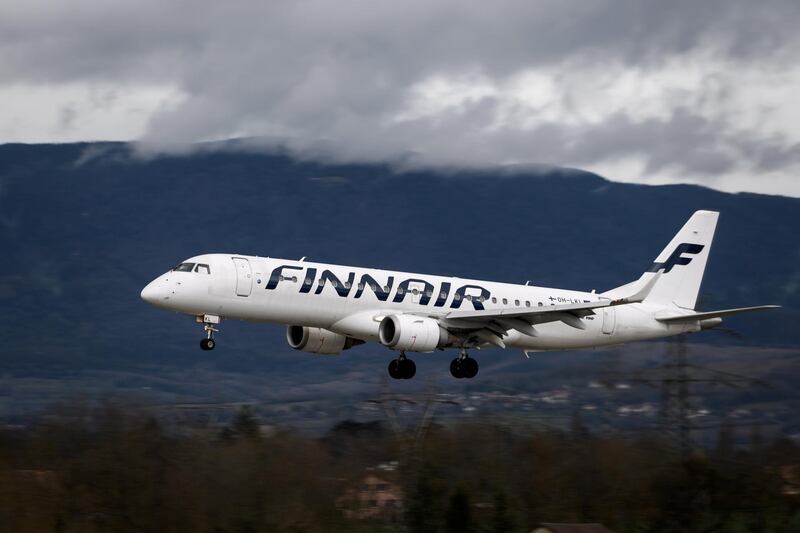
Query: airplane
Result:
<box><xmin>141</xmin><ymin>210</ymin><xmax>778</xmax><ymax>379</ymax></box>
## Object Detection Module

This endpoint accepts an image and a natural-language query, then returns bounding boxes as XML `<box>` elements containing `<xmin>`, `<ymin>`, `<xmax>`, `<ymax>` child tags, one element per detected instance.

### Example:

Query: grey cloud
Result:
<box><xmin>58</xmin><ymin>104</ymin><xmax>77</xmax><ymax>132</ymax></box>
<box><xmin>4</xmin><ymin>0</ymin><xmax>798</xmax><ymax>84</ymax></box>
<box><xmin>3</xmin><ymin>0</ymin><xmax>800</xmax><ymax>194</ymax></box>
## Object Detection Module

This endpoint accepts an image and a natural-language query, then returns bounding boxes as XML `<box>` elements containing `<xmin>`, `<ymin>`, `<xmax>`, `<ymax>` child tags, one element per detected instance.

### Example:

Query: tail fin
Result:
<box><xmin>640</xmin><ymin>210</ymin><xmax>718</xmax><ymax>310</ymax></box>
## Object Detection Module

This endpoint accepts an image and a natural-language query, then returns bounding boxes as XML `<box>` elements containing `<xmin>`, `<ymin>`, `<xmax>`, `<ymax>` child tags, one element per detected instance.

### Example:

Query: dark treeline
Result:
<box><xmin>1</xmin><ymin>402</ymin><xmax>799</xmax><ymax>532</ymax></box>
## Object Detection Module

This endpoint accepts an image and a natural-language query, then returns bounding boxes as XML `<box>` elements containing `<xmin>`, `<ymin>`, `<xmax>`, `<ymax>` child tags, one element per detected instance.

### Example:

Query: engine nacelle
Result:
<box><xmin>286</xmin><ymin>326</ymin><xmax>362</xmax><ymax>355</ymax></box>
<box><xmin>379</xmin><ymin>314</ymin><xmax>448</xmax><ymax>353</ymax></box>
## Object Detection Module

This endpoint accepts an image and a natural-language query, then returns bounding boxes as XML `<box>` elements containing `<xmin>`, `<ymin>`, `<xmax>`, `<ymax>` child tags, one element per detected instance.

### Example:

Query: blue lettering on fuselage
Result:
<box><xmin>450</xmin><ymin>284</ymin><xmax>490</xmax><ymax>310</ymax></box>
<box><xmin>434</xmin><ymin>282</ymin><xmax>451</xmax><ymax>307</ymax></box>
<box><xmin>299</xmin><ymin>268</ymin><xmax>317</xmax><ymax>293</ymax></box>
<box><xmin>265</xmin><ymin>264</ymin><xmax>490</xmax><ymax>310</ymax></box>
<box><xmin>315</xmin><ymin>269</ymin><xmax>355</xmax><ymax>297</ymax></box>
<box><xmin>266</xmin><ymin>265</ymin><xmax>303</xmax><ymax>290</ymax></box>
<box><xmin>354</xmin><ymin>274</ymin><xmax>394</xmax><ymax>301</ymax></box>
<box><xmin>393</xmin><ymin>278</ymin><xmax>435</xmax><ymax>306</ymax></box>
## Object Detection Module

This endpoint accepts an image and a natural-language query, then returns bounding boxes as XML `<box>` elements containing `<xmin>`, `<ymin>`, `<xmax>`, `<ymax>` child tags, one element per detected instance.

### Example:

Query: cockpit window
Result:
<box><xmin>195</xmin><ymin>264</ymin><xmax>210</xmax><ymax>274</ymax></box>
<box><xmin>173</xmin><ymin>262</ymin><xmax>195</xmax><ymax>272</ymax></box>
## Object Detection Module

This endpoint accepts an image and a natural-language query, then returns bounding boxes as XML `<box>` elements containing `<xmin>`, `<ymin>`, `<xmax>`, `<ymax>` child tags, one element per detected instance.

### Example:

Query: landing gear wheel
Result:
<box><xmin>388</xmin><ymin>359</ymin><xmax>402</xmax><ymax>379</ymax></box>
<box><xmin>462</xmin><ymin>357</ymin><xmax>479</xmax><ymax>379</ymax></box>
<box><xmin>399</xmin><ymin>358</ymin><xmax>416</xmax><ymax>379</ymax></box>
<box><xmin>200</xmin><ymin>338</ymin><xmax>216</xmax><ymax>351</ymax></box>
<box><xmin>450</xmin><ymin>358</ymin><xmax>464</xmax><ymax>379</ymax></box>
<box><xmin>388</xmin><ymin>353</ymin><xmax>416</xmax><ymax>380</ymax></box>
<box><xmin>198</xmin><ymin>315</ymin><xmax>220</xmax><ymax>351</ymax></box>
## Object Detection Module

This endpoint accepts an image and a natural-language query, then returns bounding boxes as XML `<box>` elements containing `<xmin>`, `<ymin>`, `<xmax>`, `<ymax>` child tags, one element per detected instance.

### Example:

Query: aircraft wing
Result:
<box><xmin>655</xmin><ymin>305</ymin><xmax>780</xmax><ymax>323</ymax></box>
<box><xmin>441</xmin><ymin>274</ymin><xmax>661</xmax><ymax>348</ymax></box>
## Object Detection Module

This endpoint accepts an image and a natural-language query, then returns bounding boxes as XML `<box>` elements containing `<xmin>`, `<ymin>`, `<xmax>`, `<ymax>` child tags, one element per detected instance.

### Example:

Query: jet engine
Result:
<box><xmin>379</xmin><ymin>314</ymin><xmax>449</xmax><ymax>353</ymax></box>
<box><xmin>286</xmin><ymin>326</ymin><xmax>362</xmax><ymax>355</ymax></box>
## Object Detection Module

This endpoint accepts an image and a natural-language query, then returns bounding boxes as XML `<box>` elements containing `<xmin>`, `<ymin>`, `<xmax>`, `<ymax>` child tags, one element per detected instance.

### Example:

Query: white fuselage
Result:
<box><xmin>141</xmin><ymin>253</ymin><xmax>691</xmax><ymax>352</ymax></box>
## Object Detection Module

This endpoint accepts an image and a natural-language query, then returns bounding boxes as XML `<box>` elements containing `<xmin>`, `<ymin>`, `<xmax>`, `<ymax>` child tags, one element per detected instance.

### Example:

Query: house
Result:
<box><xmin>338</xmin><ymin>473</ymin><xmax>404</xmax><ymax>522</ymax></box>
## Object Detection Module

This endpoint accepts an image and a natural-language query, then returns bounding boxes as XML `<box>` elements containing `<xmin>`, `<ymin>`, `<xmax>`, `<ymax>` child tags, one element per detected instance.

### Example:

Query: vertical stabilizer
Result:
<box><xmin>641</xmin><ymin>210</ymin><xmax>718</xmax><ymax>310</ymax></box>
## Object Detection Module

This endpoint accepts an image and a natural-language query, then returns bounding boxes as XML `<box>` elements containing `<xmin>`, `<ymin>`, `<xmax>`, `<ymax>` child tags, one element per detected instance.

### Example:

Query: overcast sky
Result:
<box><xmin>2</xmin><ymin>0</ymin><xmax>800</xmax><ymax>196</ymax></box>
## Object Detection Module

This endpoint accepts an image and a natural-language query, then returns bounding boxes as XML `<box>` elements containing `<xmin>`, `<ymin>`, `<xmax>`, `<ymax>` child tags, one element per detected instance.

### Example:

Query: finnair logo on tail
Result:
<box><xmin>647</xmin><ymin>243</ymin><xmax>705</xmax><ymax>274</ymax></box>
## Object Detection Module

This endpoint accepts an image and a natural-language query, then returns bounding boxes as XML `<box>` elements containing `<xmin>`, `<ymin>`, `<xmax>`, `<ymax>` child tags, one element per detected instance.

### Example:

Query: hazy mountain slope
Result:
<box><xmin>0</xmin><ymin>142</ymin><xmax>797</xmax><ymax>381</ymax></box>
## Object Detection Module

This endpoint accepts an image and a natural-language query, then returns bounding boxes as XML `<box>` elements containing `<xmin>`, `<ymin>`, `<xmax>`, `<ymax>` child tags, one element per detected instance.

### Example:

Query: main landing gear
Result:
<box><xmin>198</xmin><ymin>314</ymin><xmax>220</xmax><ymax>351</ymax></box>
<box><xmin>388</xmin><ymin>352</ymin><xmax>416</xmax><ymax>380</ymax></box>
<box><xmin>450</xmin><ymin>349</ymin><xmax>479</xmax><ymax>379</ymax></box>
<box><xmin>386</xmin><ymin>350</ymin><xmax>479</xmax><ymax>380</ymax></box>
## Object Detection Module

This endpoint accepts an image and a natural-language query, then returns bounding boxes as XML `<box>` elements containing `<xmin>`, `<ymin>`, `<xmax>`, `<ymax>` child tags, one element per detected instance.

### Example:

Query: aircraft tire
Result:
<box><xmin>462</xmin><ymin>357</ymin><xmax>478</xmax><ymax>379</ymax></box>
<box><xmin>400</xmin><ymin>359</ymin><xmax>416</xmax><ymax>379</ymax></box>
<box><xmin>450</xmin><ymin>358</ymin><xmax>464</xmax><ymax>379</ymax></box>
<box><xmin>388</xmin><ymin>359</ymin><xmax>402</xmax><ymax>379</ymax></box>
<box><xmin>200</xmin><ymin>338</ymin><xmax>216</xmax><ymax>351</ymax></box>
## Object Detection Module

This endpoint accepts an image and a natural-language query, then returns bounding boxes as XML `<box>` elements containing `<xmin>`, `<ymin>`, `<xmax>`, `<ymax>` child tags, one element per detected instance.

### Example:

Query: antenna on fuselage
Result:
<box><xmin>299</xmin><ymin>257</ymin><xmax>306</xmax><ymax>262</ymax></box>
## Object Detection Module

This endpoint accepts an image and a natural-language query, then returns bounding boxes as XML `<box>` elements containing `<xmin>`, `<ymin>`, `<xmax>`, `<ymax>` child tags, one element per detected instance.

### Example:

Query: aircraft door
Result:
<box><xmin>232</xmin><ymin>257</ymin><xmax>253</xmax><ymax>297</ymax></box>
<box><xmin>602</xmin><ymin>307</ymin><xmax>616</xmax><ymax>334</ymax></box>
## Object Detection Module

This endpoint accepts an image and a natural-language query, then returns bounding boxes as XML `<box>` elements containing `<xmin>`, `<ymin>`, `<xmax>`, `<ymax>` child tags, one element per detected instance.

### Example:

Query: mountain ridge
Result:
<box><xmin>1</xmin><ymin>142</ymin><xmax>797</xmax><ymax>381</ymax></box>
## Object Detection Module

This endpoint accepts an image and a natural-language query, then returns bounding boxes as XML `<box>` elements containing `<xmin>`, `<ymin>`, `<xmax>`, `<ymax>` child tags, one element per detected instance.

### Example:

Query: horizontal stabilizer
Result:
<box><xmin>655</xmin><ymin>305</ymin><xmax>780</xmax><ymax>323</ymax></box>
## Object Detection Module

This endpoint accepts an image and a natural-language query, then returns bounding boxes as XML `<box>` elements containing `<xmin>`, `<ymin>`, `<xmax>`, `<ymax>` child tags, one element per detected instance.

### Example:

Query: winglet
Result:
<box><xmin>610</xmin><ymin>272</ymin><xmax>661</xmax><ymax>305</ymax></box>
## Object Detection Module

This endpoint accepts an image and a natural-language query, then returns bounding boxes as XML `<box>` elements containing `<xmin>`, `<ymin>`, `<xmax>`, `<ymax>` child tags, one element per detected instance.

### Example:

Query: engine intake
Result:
<box><xmin>286</xmin><ymin>326</ymin><xmax>362</xmax><ymax>355</ymax></box>
<box><xmin>379</xmin><ymin>314</ymin><xmax>448</xmax><ymax>353</ymax></box>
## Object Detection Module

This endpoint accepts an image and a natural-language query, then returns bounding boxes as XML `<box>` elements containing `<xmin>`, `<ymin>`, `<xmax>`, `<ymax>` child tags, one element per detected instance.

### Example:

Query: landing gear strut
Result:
<box><xmin>450</xmin><ymin>349</ymin><xmax>478</xmax><ymax>379</ymax></box>
<box><xmin>198</xmin><ymin>314</ymin><xmax>220</xmax><ymax>351</ymax></box>
<box><xmin>388</xmin><ymin>352</ymin><xmax>416</xmax><ymax>380</ymax></box>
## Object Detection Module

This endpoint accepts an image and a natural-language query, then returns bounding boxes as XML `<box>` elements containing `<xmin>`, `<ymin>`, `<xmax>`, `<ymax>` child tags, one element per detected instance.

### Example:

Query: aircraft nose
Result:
<box><xmin>140</xmin><ymin>279</ymin><xmax>165</xmax><ymax>304</ymax></box>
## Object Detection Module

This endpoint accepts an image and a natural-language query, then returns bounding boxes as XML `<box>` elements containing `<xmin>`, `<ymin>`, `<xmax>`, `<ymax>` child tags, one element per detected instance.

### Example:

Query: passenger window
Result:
<box><xmin>412</xmin><ymin>288</ymin><xmax>419</xmax><ymax>295</ymax></box>
<box><xmin>440</xmin><ymin>291</ymin><xmax>447</xmax><ymax>299</ymax></box>
<box><xmin>491</xmin><ymin>297</ymin><xmax>497</xmax><ymax>304</ymax></box>
<box><xmin>358</xmin><ymin>283</ymin><xmax>365</xmax><ymax>290</ymax></box>
<box><xmin>425</xmin><ymin>290</ymin><xmax>433</xmax><ymax>297</ymax></box>
<box><xmin>370</xmin><ymin>283</ymin><xmax>377</xmax><ymax>291</ymax></box>
<box><xmin>383</xmin><ymin>286</ymin><xmax>390</xmax><ymax>292</ymax></box>
<box><xmin>398</xmin><ymin>287</ymin><xmax>405</xmax><ymax>295</ymax></box>
<box><xmin>174</xmin><ymin>263</ymin><xmax>195</xmax><ymax>272</ymax></box>
<box><xmin>538</xmin><ymin>302</ymin><xmax>543</xmax><ymax>306</ymax></box>
<box><xmin>332</xmin><ymin>280</ymin><xmax>339</xmax><ymax>288</ymax></box>
<box><xmin>344</xmin><ymin>281</ymin><xmax>352</xmax><ymax>289</ymax></box>
<box><xmin>526</xmin><ymin>301</ymin><xmax>531</xmax><ymax>307</ymax></box>
<box><xmin>454</xmin><ymin>293</ymin><xmax>462</xmax><ymax>301</ymax></box>
<box><xmin>194</xmin><ymin>264</ymin><xmax>210</xmax><ymax>274</ymax></box>
<box><xmin>515</xmin><ymin>299</ymin><xmax>520</xmax><ymax>306</ymax></box>
<box><xmin>466</xmin><ymin>295</ymin><xmax>472</xmax><ymax>301</ymax></box>
<box><xmin>502</xmin><ymin>298</ymin><xmax>508</xmax><ymax>305</ymax></box>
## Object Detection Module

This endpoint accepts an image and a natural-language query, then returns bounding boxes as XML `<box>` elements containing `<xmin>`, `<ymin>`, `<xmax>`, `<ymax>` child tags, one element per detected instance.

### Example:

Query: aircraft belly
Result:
<box><xmin>503</xmin><ymin>306</ymin><xmax>673</xmax><ymax>350</ymax></box>
<box><xmin>329</xmin><ymin>309</ymin><xmax>383</xmax><ymax>341</ymax></box>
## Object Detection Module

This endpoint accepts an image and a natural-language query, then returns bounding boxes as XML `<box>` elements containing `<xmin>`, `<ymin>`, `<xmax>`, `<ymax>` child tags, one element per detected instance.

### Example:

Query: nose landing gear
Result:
<box><xmin>388</xmin><ymin>352</ymin><xmax>416</xmax><ymax>380</ymax></box>
<box><xmin>450</xmin><ymin>349</ymin><xmax>479</xmax><ymax>379</ymax></box>
<box><xmin>200</xmin><ymin>337</ymin><xmax>216</xmax><ymax>351</ymax></box>
<box><xmin>198</xmin><ymin>314</ymin><xmax>220</xmax><ymax>351</ymax></box>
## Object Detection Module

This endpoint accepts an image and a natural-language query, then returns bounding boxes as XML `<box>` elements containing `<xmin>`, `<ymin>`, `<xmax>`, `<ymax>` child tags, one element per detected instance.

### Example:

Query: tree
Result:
<box><xmin>406</xmin><ymin>474</ymin><xmax>439</xmax><ymax>533</ymax></box>
<box><xmin>444</xmin><ymin>487</ymin><xmax>472</xmax><ymax>533</ymax></box>
<box><xmin>221</xmin><ymin>406</ymin><xmax>262</xmax><ymax>441</ymax></box>
<box><xmin>491</xmin><ymin>491</ymin><xmax>514</xmax><ymax>533</ymax></box>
